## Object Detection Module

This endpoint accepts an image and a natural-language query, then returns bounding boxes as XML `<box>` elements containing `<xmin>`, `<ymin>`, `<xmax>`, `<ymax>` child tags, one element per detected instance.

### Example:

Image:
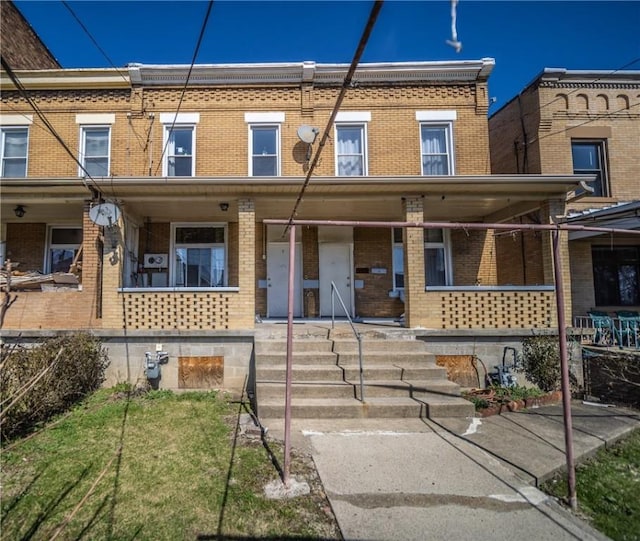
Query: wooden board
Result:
<box><xmin>435</xmin><ymin>355</ymin><xmax>482</xmax><ymax>388</ymax></box>
<box><xmin>178</xmin><ymin>356</ymin><xmax>224</xmax><ymax>389</ymax></box>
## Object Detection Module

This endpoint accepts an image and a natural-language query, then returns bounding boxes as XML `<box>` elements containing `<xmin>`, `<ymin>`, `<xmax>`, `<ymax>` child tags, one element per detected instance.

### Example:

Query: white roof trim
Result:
<box><xmin>416</xmin><ymin>110</ymin><xmax>457</xmax><ymax>122</ymax></box>
<box><xmin>159</xmin><ymin>112</ymin><xmax>200</xmax><ymax>124</ymax></box>
<box><xmin>244</xmin><ymin>112</ymin><xmax>285</xmax><ymax>123</ymax></box>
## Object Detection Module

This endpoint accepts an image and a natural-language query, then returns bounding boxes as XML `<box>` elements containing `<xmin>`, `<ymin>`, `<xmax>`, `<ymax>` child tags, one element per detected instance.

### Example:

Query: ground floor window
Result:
<box><xmin>47</xmin><ymin>226</ymin><xmax>82</xmax><ymax>273</ymax></box>
<box><xmin>392</xmin><ymin>228</ymin><xmax>451</xmax><ymax>290</ymax></box>
<box><xmin>592</xmin><ymin>246</ymin><xmax>640</xmax><ymax>305</ymax></box>
<box><xmin>172</xmin><ymin>224</ymin><xmax>226</xmax><ymax>287</ymax></box>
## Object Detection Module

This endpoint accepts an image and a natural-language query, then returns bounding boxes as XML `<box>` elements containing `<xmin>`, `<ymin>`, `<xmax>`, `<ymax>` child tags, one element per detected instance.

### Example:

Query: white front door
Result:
<box><xmin>267</xmin><ymin>242</ymin><xmax>302</xmax><ymax>318</ymax></box>
<box><xmin>319</xmin><ymin>243</ymin><xmax>352</xmax><ymax>317</ymax></box>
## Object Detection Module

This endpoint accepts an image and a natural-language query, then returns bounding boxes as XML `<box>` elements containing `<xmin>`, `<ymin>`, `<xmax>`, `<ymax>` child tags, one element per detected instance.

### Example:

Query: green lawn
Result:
<box><xmin>543</xmin><ymin>429</ymin><xmax>640</xmax><ymax>541</ymax></box>
<box><xmin>1</xmin><ymin>389</ymin><xmax>340</xmax><ymax>540</ymax></box>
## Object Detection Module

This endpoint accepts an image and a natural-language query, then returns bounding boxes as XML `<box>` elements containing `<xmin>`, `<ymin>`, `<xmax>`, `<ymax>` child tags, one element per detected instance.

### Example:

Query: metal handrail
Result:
<box><xmin>330</xmin><ymin>281</ymin><xmax>365</xmax><ymax>403</ymax></box>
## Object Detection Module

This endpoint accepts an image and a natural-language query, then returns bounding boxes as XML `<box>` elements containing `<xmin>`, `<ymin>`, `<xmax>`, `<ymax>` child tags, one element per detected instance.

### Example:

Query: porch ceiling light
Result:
<box><xmin>14</xmin><ymin>205</ymin><xmax>26</xmax><ymax>218</ymax></box>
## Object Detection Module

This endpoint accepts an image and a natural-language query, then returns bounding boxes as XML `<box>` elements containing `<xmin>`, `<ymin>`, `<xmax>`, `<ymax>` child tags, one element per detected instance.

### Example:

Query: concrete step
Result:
<box><xmin>332</xmin><ymin>339</ymin><xmax>428</xmax><ymax>353</ymax></box>
<box><xmin>255</xmin><ymin>339</ymin><xmax>334</xmax><ymax>354</ymax></box>
<box><xmin>256</xmin><ymin>352</ymin><xmax>338</xmax><ymax>366</ymax></box>
<box><xmin>256</xmin><ymin>397</ymin><xmax>426</xmax><ymax>419</ymax></box>
<box><xmin>256</xmin><ymin>395</ymin><xmax>474</xmax><ymax>419</ymax></box>
<box><xmin>257</xmin><ymin>380</ymin><xmax>463</xmax><ymax>400</ymax></box>
<box><xmin>336</xmin><ymin>352</ymin><xmax>436</xmax><ymax>365</ymax></box>
<box><xmin>256</xmin><ymin>365</ymin><xmax>448</xmax><ymax>382</ymax></box>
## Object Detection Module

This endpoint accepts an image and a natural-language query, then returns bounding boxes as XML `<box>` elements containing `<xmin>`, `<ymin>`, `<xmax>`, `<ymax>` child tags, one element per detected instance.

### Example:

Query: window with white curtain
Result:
<box><xmin>80</xmin><ymin>126</ymin><xmax>110</xmax><ymax>177</ymax></box>
<box><xmin>172</xmin><ymin>225</ymin><xmax>226</xmax><ymax>287</ymax></box>
<box><xmin>336</xmin><ymin>124</ymin><xmax>366</xmax><ymax>176</ymax></box>
<box><xmin>420</xmin><ymin>124</ymin><xmax>453</xmax><ymax>175</ymax></box>
<box><xmin>165</xmin><ymin>126</ymin><xmax>195</xmax><ymax>176</ymax></box>
<box><xmin>1</xmin><ymin>127</ymin><xmax>28</xmax><ymax>177</ymax></box>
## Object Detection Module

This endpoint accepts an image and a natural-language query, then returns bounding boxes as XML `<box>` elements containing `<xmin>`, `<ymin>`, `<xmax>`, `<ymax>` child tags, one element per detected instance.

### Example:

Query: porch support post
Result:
<box><xmin>237</xmin><ymin>198</ymin><xmax>256</xmax><ymax>329</ymax></box>
<box><xmin>402</xmin><ymin>196</ymin><xmax>425</xmax><ymax>328</ymax></box>
<box><xmin>99</xmin><ymin>203</ymin><xmax>126</xmax><ymax>330</ymax></box>
<box><xmin>81</xmin><ymin>200</ymin><xmax>104</xmax><ymax>327</ymax></box>
<box><xmin>541</xmin><ymin>198</ymin><xmax>572</xmax><ymax>324</ymax></box>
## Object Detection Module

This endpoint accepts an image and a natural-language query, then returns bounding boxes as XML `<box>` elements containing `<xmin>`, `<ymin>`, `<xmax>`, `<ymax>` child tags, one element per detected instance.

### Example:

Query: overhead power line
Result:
<box><xmin>1</xmin><ymin>55</ymin><xmax>102</xmax><ymax>198</ymax></box>
<box><xmin>285</xmin><ymin>0</ymin><xmax>384</xmax><ymax>231</ymax></box>
<box><xmin>154</xmin><ymin>0</ymin><xmax>214</xmax><ymax>176</ymax></box>
<box><xmin>61</xmin><ymin>0</ymin><xmax>129</xmax><ymax>82</ymax></box>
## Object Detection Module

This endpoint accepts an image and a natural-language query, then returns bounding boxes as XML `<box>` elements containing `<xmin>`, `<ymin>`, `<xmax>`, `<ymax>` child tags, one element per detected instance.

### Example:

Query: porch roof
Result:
<box><xmin>565</xmin><ymin>201</ymin><xmax>640</xmax><ymax>240</ymax></box>
<box><xmin>1</xmin><ymin>174</ymin><xmax>592</xmax><ymax>224</ymax></box>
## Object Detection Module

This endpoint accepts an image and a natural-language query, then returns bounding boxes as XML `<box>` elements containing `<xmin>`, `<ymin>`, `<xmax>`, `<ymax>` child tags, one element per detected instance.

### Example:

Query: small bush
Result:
<box><xmin>0</xmin><ymin>333</ymin><xmax>109</xmax><ymax>441</ymax></box>
<box><xmin>522</xmin><ymin>335</ymin><xmax>562</xmax><ymax>392</ymax></box>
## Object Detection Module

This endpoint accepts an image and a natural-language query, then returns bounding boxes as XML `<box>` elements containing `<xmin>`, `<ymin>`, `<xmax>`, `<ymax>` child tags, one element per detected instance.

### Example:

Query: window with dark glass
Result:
<box><xmin>571</xmin><ymin>140</ymin><xmax>609</xmax><ymax>197</ymax></box>
<box><xmin>48</xmin><ymin>227</ymin><xmax>82</xmax><ymax>273</ymax></box>
<box><xmin>81</xmin><ymin>127</ymin><xmax>110</xmax><ymax>177</ymax></box>
<box><xmin>250</xmin><ymin>126</ymin><xmax>279</xmax><ymax>176</ymax></box>
<box><xmin>173</xmin><ymin>225</ymin><xmax>226</xmax><ymax>287</ymax></box>
<box><xmin>592</xmin><ymin>246</ymin><xmax>640</xmax><ymax>306</ymax></box>
<box><xmin>165</xmin><ymin>126</ymin><xmax>194</xmax><ymax>176</ymax></box>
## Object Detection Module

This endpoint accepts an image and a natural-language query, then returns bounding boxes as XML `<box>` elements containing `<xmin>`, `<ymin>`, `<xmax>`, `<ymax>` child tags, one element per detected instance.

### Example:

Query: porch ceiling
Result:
<box><xmin>1</xmin><ymin>174</ymin><xmax>591</xmax><ymax>224</ymax></box>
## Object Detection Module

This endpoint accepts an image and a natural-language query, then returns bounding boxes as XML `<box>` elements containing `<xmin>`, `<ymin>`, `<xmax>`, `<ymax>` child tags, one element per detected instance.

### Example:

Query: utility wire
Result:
<box><xmin>285</xmin><ymin>0</ymin><xmax>384</xmax><ymax>231</ymax></box>
<box><xmin>529</xmin><ymin>101</ymin><xmax>640</xmax><ymax>145</ymax></box>
<box><xmin>154</xmin><ymin>0</ymin><xmax>214</xmax><ymax>176</ymax></box>
<box><xmin>1</xmin><ymin>55</ymin><xmax>102</xmax><ymax>197</ymax></box>
<box><xmin>523</xmin><ymin>57</ymin><xmax>640</xmax><ymax>119</ymax></box>
<box><xmin>61</xmin><ymin>0</ymin><xmax>129</xmax><ymax>82</ymax></box>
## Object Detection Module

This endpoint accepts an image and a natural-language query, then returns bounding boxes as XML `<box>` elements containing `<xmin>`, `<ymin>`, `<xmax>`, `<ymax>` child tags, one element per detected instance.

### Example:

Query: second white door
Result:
<box><xmin>319</xmin><ymin>243</ymin><xmax>352</xmax><ymax>317</ymax></box>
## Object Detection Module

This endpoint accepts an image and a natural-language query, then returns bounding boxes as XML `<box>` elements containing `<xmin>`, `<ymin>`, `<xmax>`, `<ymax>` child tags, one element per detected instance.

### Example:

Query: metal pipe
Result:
<box><xmin>283</xmin><ymin>224</ymin><xmax>296</xmax><ymax>486</ymax></box>
<box><xmin>331</xmin><ymin>282</ymin><xmax>335</xmax><ymax>330</ymax></box>
<box><xmin>552</xmin><ymin>229</ymin><xmax>577</xmax><ymax>511</ymax></box>
<box><xmin>266</xmin><ymin>218</ymin><xmax>640</xmax><ymax>238</ymax></box>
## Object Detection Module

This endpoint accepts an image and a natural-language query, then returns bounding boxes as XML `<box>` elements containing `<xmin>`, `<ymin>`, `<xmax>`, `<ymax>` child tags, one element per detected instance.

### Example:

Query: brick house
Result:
<box><xmin>1</xmin><ymin>60</ymin><xmax>591</xmax><ymax>392</ymax></box>
<box><xmin>489</xmin><ymin>68</ymin><xmax>640</xmax><ymax>320</ymax></box>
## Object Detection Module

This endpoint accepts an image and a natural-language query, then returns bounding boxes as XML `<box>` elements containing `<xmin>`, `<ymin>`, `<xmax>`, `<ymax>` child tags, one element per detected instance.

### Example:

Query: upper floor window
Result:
<box><xmin>420</xmin><ymin>125</ymin><xmax>454</xmax><ymax>175</ymax></box>
<box><xmin>416</xmin><ymin>111</ymin><xmax>456</xmax><ymax>176</ymax></box>
<box><xmin>571</xmin><ymin>140</ymin><xmax>609</xmax><ymax>197</ymax></box>
<box><xmin>47</xmin><ymin>226</ymin><xmax>82</xmax><ymax>273</ymax></box>
<box><xmin>171</xmin><ymin>224</ymin><xmax>226</xmax><ymax>287</ymax></box>
<box><xmin>1</xmin><ymin>127</ymin><xmax>28</xmax><ymax>177</ymax></box>
<box><xmin>165</xmin><ymin>126</ymin><xmax>195</xmax><ymax>176</ymax></box>
<box><xmin>250</xmin><ymin>125</ymin><xmax>279</xmax><ymax>176</ymax></box>
<box><xmin>245</xmin><ymin>112</ymin><xmax>284</xmax><ymax>176</ymax></box>
<box><xmin>160</xmin><ymin>113</ymin><xmax>199</xmax><ymax>177</ymax></box>
<box><xmin>334</xmin><ymin>111</ymin><xmax>370</xmax><ymax>177</ymax></box>
<box><xmin>80</xmin><ymin>126</ymin><xmax>110</xmax><ymax>177</ymax></box>
<box><xmin>336</xmin><ymin>124</ymin><xmax>367</xmax><ymax>176</ymax></box>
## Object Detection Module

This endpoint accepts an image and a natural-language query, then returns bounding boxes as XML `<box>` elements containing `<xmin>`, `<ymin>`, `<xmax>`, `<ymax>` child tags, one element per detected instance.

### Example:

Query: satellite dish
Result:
<box><xmin>89</xmin><ymin>202</ymin><xmax>121</xmax><ymax>227</ymax></box>
<box><xmin>297</xmin><ymin>125</ymin><xmax>319</xmax><ymax>144</ymax></box>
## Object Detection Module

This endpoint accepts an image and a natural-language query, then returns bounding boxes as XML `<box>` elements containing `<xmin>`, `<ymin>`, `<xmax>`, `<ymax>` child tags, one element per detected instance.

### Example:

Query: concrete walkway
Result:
<box><xmin>261</xmin><ymin>402</ymin><xmax>640</xmax><ymax>541</ymax></box>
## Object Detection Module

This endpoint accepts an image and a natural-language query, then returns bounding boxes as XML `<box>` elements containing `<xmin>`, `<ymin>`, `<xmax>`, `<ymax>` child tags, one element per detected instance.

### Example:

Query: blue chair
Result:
<box><xmin>588</xmin><ymin>311</ymin><xmax>615</xmax><ymax>346</ymax></box>
<box><xmin>616</xmin><ymin>311</ymin><xmax>640</xmax><ymax>349</ymax></box>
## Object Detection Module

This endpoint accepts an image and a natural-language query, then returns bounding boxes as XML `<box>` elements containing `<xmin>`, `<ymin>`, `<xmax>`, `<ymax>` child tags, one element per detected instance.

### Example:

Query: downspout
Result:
<box><xmin>517</xmin><ymin>94</ymin><xmax>529</xmax><ymax>174</ymax></box>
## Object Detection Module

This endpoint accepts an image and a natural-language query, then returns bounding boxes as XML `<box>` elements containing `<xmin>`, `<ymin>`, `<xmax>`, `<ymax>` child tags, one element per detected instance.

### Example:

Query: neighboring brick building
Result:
<box><xmin>0</xmin><ymin>1</ymin><xmax>60</xmax><ymax>69</ymax></box>
<box><xmin>1</xmin><ymin>60</ymin><xmax>590</xmax><ymax>390</ymax></box>
<box><xmin>489</xmin><ymin>68</ymin><xmax>640</xmax><ymax>319</ymax></box>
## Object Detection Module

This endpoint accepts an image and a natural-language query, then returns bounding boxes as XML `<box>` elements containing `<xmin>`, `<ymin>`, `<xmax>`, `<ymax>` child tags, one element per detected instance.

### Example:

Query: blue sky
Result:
<box><xmin>13</xmin><ymin>0</ymin><xmax>640</xmax><ymax>110</ymax></box>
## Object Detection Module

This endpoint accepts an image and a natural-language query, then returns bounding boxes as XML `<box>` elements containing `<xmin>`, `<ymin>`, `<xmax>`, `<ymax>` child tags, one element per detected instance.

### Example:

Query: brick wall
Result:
<box><xmin>451</xmin><ymin>229</ymin><xmax>497</xmax><ymax>286</ymax></box>
<box><xmin>495</xmin><ymin>215</ymin><xmax>545</xmax><ymax>285</ymax></box>
<box><xmin>6</xmin><ymin>222</ymin><xmax>46</xmax><ymax>271</ymax></box>
<box><xmin>353</xmin><ymin>227</ymin><xmax>402</xmax><ymax>318</ymax></box>
<box><xmin>1</xmin><ymin>1</ymin><xmax>60</xmax><ymax>69</ymax></box>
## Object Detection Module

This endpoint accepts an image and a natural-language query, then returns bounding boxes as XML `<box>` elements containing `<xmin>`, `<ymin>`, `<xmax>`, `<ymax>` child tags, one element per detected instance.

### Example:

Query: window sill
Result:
<box><xmin>119</xmin><ymin>287</ymin><xmax>240</xmax><ymax>293</ymax></box>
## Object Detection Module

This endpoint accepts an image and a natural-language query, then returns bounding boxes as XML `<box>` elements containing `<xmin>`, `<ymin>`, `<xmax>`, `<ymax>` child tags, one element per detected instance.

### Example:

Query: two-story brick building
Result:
<box><xmin>1</xmin><ymin>59</ymin><xmax>592</xmax><ymax>393</ymax></box>
<box><xmin>489</xmin><ymin>68</ymin><xmax>640</xmax><ymax>320</ymax></box>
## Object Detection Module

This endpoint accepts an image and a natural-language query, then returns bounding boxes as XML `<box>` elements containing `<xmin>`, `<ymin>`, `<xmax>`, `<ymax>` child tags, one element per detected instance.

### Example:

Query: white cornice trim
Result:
<box><xmin>128</xmin><ymin>59</ymin><xmax>495</xmax><ymax>87</ymax></box>
<box><xmin>0</xmin><ymin>68</ymin><xmax>130</xmax><ymax>90</ymax></box>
